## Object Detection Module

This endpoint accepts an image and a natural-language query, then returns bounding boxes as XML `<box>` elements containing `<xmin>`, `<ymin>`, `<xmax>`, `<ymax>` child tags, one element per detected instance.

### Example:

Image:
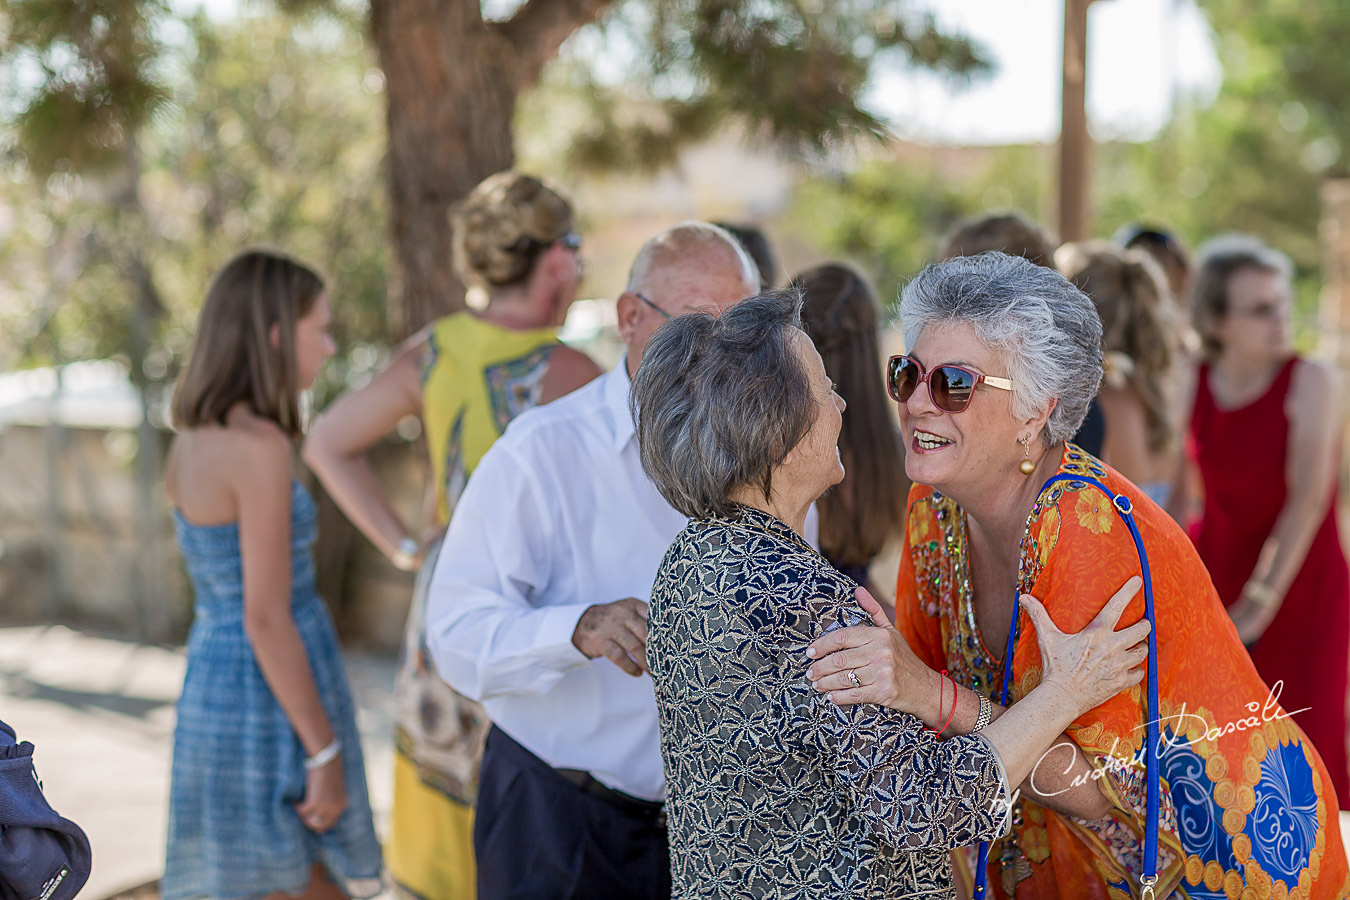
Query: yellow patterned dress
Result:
<box><xmin>895</xmin><ymin>444</ymin><xmax>1349</xmax><ymax>900</ymax></box>
<box><xmin>388</xmin><ymin>311</ymin><xmax>564</xmax><ymax>900</ymax></box>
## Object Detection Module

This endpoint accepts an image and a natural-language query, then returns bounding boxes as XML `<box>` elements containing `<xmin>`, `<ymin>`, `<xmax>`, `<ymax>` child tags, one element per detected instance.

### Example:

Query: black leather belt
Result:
<box><xmin>554</xmin><ymin>768</ymin><xmax>667</xmax><ymax>827</ymax></box>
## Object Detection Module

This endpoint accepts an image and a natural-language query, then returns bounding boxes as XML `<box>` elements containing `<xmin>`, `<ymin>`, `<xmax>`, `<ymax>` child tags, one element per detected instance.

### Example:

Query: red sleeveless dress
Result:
<box><xmin>1190</xmin><ymin>356</ymin><xmax>1350</xmax><ymax>805</ymax></box>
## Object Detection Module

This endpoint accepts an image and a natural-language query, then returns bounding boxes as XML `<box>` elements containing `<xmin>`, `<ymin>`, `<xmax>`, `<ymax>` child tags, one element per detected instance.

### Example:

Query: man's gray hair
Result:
<box><xmin>625</xmin><ymin>221</ymin><xmax>760</xmax><ymax>296</ymax></box>
<box><xmin>632</xmin><ymin>290</ymin><xmax>814</xmax><ymax>519</ymax></box>
<box><xmin>900</xmin><ymin>252</ymin><xmax>1104</xmax><ymax>446</ymax></box>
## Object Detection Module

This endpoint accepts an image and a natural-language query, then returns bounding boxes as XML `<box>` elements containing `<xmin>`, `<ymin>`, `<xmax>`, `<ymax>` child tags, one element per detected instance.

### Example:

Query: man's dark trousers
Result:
<box><xmin>474</xmin><ymin>725</ymin><xmax>670</xmax><ymax>900</ymax></box>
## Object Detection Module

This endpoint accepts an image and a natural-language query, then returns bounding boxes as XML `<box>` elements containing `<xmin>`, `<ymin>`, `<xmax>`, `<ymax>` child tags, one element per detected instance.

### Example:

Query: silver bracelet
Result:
<box><xmin>304</xmin><ymin>738</ymin><xmax>342</xmax><ymax>771</ymax></box>
<box><xmin>971</xmin><ymin>693</ymin><xmax>993</xmax><ymax>733</ymax></box>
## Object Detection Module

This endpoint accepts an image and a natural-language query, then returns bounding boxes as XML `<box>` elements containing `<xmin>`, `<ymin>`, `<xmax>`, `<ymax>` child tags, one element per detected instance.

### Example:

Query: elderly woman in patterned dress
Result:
<box><xmin>631</xmin><ymin>289</ymin><xmax>1152</xmax><ymax>899</ymax></box>
<box><xmin>805</xmin><ymin>253</ymin><xmax>1349</xmax><ymax>899</ymax></box>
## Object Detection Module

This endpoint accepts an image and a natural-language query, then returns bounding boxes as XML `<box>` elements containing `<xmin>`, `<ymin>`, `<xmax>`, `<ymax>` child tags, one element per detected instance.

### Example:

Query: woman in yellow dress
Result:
<box><xmin>304</xmin><ymin>172</ymin><xmax>601</xmax><ymax>899</ymax></box>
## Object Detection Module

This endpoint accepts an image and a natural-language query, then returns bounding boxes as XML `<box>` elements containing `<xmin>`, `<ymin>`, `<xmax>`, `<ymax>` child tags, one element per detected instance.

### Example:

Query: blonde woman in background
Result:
<box><xmin>304</xmin><ymin>172</ymin><xmax>601</xmax><ymax>899</ymax></box>
<box><xmin>1056</xmin><ymin>241</ymin><xmax>1182</xmax><ymax>511</ymax></box>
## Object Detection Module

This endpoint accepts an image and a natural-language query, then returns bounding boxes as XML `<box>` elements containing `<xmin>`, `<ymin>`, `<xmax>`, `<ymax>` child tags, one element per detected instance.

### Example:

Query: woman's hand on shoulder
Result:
<box><xmin>805</xmin><ymin>586</ymin><xmax>929</xmax><ymax>712</ymax></box>
<box><xmin>1023</xmin><ymin>576</ymin><xmax>1149</xmax><ymax>716</ymax></box>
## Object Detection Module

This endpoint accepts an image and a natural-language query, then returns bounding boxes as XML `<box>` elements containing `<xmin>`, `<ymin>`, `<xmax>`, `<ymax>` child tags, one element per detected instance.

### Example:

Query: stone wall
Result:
<box><xmin>0</xmin><ymin>420</ymin><xmax>423</xmax><ymax>654</ymax></box>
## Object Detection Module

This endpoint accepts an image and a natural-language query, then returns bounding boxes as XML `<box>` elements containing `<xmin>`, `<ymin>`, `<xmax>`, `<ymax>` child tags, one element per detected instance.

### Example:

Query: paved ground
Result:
<box><xmin>0</xmin><ymin>625</ymin><xmax>396</xmax><ymax>899</ymax></box>
<box><xmin>6</xmin><ymin>623</ymin><xmax>1350</xmax><ymax>899</ymax></box>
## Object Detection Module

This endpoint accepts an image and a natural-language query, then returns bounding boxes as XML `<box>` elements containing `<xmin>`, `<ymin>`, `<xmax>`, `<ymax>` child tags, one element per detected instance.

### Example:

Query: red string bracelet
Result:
<box><xmin>937</xmin><ymin>671</ymin><xmax>958</xmax><ymax>736</ymax></box>
<box><xmin>927</xmin><ymin>669</ymin><xmax>950</xmax><ymax>734</ymax></box>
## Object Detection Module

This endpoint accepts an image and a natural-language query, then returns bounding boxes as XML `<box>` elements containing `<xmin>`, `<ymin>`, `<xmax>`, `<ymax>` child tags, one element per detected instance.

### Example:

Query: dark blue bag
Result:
<box><xmin>0</xmin><ymin>720</ymin><xmax>91</xmax><ymax>900</ymax></box>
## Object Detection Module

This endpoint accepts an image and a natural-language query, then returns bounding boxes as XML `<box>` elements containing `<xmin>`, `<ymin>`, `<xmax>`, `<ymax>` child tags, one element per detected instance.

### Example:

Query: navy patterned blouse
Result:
<box><xmin>647</xmin><ymin>504</ymin><xmax>1012</xmax><ymax>899</ymax></box>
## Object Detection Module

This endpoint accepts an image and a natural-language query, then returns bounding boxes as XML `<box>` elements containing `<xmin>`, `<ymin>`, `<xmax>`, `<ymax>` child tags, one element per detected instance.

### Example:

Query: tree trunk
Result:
<box><xmin>370</xmin><ymin>0</ymin><xmax>518</xmax><ymax>338</ymax></box>
<box><xmin>370</xmin><ymin>0</ymin><xmax>617</xmax><ymax>338</ymax></box>
<box><xmin>1057</xmin><ymin>0</ymin><xmax>1092</xmax><ymax>242</ymax></box>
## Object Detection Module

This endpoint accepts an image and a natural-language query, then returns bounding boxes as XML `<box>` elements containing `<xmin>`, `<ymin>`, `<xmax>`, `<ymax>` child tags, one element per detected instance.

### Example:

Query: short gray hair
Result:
<box><xmin>900</xmin><ymin>252</ymin><xmax>1103</xmax><ymax>446</ymax></box>
<box><xmin>632</xmin><ymin>290</ymin><xmax>813</xmax><ymax>519</ymax></box>
<box><xmin>625</xmin><ymin>221</ymin><xmax>760</xmax><ymax>297</ymax></box>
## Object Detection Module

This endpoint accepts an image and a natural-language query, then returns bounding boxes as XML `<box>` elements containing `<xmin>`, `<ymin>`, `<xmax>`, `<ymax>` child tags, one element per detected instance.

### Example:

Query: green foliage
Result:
<box><xmin>0</xmin><ymin>0</ymin><xmax>170</xmax><ymax>175</ymax></box>
<box><xmin>782</xmin><ymin>145</ymin><xmax>1049</xmax><ymax>306</ymax></box>
<box><xmin>2</xmin><ymin>0</ymin><xmax>992</xmax><ymax>378</ymax></box>
<box><xmin>1092</xmin><ymin>0</ymin><xmax>1350</xmax><ymax>325</ymax></box>
<box><xmin>1</xmin><ymin>7</ymin><xmax>390</xmax><ymax>404</ymax></box>
<box><xmin>791</xmin><ymin>1</ymin><xmax>1350</xmax><ymax>339</ymax></box>
<box><xmin>544</xmin><ymin>0</ymin><xmax>990</xmax><ymax>172</ymax></box>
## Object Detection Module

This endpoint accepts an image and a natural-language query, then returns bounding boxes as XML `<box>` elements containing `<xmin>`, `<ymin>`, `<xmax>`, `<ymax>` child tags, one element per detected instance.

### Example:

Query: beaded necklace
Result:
<box><xmin>924</xmin><ymin>491</ymin><xmax>1046</xmax><ymax>896</ymax></box>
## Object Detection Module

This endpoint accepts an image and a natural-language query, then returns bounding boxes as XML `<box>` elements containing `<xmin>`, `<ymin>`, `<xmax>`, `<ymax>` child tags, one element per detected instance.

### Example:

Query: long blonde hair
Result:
<box><xmin>1057</xmin><ymin>241</ymin><xmax>1177</xmax><ymax>453</ymax></box>
<box><xmin>172</xmin><ymin>250</ymin><xmax>325</xmax><ymax>439</ymax></box>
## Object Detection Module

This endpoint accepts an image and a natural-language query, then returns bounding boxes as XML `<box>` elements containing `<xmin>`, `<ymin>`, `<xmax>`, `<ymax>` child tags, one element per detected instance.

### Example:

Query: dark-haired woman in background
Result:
<box><xmin>796</xmin><ymin>263</ymin><xmax>908</xmax><ymax>595</ymax></box>
<box><xmin>164</xmin><ymin>250</ymin><xmax>382</xmax><ymax>900</ymax></box>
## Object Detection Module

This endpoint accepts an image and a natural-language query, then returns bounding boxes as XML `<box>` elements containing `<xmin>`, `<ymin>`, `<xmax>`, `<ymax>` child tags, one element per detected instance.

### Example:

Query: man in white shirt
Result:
<box><xmin>426</xmin><ymin>222</ymin><xmax>772</xmax><ymax>899</ymax></box>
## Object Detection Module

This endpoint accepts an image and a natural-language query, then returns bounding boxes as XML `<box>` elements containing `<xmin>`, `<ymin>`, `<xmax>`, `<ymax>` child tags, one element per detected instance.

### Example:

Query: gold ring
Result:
<box><xmin>847</xmin><ymin>669</ymin><xmax>861</xmax><ymax>688</ymax></box>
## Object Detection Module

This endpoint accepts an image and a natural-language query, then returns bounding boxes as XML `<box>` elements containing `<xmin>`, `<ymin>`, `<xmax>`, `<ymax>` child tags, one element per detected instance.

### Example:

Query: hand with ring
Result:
<box><xmin>294</xmin><ymin>745</ymin><xmax>348</xmax><ymax>834</ymax></box>
<box><xmin>805</xmin><ymin>586</ymin><xmax>932</xmax><ymax>713</ymax></box>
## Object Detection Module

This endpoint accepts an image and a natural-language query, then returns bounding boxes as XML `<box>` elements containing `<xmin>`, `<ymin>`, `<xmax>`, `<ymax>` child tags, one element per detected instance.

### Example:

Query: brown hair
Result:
<box><xmin>1190</xmin><ymin>234</ymin><xmax>1293</xmax><ymax>360</ymax></box>
<box><xmin>1056</xmin><ymin>241</ymin><xmax>1176</xmax><ymax>454</ymax></box>
<box><xmin>172</xmin><ymin>249</ymin><xmax>325</xmax><ymax>439</ymax></box>
<box><xmin>711</xmin><ymin>221</ymin><xmax>777</xmax><ymax>290</ymax></box>
<box><xmin>1117</xmin><ymin>224</ymin><xmax>1192</xmax><ymax>303</ymax></box>
<box><xmin>937</xmin><ymin>211</ymin><xmax>1058</xmax><ymax>269</ymax></box>
<box><xmin>795</xmin><ymin>263</ymin><xmax>908</xmax><ymax>569</ymax></box>
<box><xmin>451</xmin><ymin>171</ymin><xmax>576</xmax><ymax>288</ymax></box>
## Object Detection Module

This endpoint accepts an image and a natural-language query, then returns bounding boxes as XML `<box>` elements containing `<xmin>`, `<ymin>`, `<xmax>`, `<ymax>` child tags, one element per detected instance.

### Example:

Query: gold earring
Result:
<box><xmin>1019</xmin><ymin>436</ymin><xmax>1035</xmax><ymax>476</ymax></box>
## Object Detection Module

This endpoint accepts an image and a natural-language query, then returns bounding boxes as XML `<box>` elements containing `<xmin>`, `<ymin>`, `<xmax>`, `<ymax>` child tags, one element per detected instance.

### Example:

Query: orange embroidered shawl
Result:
<box><xmin>896</xmin><ymin>445</ymin><xmax>1349</xmax><ymax>900</ymax></box>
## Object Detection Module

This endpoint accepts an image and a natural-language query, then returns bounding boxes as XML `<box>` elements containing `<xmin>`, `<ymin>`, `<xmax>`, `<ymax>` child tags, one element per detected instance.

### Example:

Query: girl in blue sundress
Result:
<box><xmin>162</xmin><ymin>250</ymin><xmax>383</xmax><ymax>900</ymax></box>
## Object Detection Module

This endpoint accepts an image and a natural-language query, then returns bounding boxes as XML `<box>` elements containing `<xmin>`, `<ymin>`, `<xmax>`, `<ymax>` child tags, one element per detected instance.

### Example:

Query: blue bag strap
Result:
<box><xmin>971</xmin><ymin>473</ymin><xmax>1161</xmax><ymax>900</ymax></box>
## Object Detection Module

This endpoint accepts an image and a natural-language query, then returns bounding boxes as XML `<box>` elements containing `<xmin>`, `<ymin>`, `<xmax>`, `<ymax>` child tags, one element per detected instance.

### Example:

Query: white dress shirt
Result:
<box><xmin>426</xmin><ymin>360</ymin><xmax>817</xmax><ymax>802</ymax></box>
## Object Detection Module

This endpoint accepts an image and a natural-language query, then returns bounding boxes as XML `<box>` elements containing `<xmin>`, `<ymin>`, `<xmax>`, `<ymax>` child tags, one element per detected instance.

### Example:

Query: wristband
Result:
<box><xmin>304</xmin><ymin>738</ymin><xmax>342</xmax><ymax>771</ymax></box>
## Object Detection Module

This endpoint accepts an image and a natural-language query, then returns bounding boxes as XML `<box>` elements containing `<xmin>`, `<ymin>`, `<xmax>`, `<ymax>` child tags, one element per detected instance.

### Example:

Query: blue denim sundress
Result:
<box><xmin>162</xmin><ymin>480</ymin><xmax>383</xmax><ymax>900</ymax></box>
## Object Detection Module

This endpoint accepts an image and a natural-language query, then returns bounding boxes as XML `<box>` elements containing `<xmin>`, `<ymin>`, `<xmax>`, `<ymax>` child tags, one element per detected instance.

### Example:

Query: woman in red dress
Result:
<box><xmin>1187</xmin><ymin>233</ymin><xmax>1350</xmax><ymax>806</ymax></box>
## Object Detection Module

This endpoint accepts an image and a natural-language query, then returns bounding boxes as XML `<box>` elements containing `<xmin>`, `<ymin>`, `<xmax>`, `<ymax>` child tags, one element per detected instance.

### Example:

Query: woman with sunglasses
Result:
<box><xmin>633</xmin><ymin>289</ymin><xmax>1151</xmax><ymax>899</ymax></box>
<box><xmin>1185</xmin><ymin>235</ymin><xmax>1350</xmax><ymax>805</ymax></box>
<box><xmin>304</xmin><ymin>171</ymin><xmax>601</xmax><ymax>899</ymax></box>
<box><xmin>806</xmin><ymin>252</ymin><xmax>1348</xmax><ymax>899</ymax></box>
